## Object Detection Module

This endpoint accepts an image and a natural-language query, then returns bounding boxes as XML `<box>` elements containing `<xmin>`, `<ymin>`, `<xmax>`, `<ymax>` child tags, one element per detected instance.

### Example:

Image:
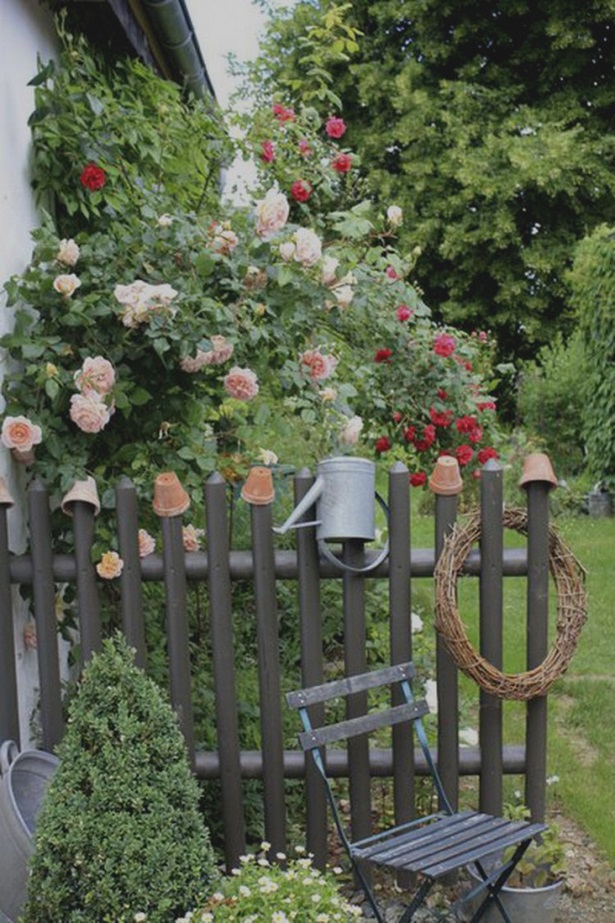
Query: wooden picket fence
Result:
<box><xmin>0</xmin><ymin>460</ymin><xmax>555</xmax><ymax>870</ymax></box>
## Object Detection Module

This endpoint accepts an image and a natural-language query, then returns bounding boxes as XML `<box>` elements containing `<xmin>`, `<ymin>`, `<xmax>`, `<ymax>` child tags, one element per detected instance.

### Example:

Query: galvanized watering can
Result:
<box><xmin>274</xmin><ymin>457</ymin><xmax>389</xmax><ymax>573</ymax></box>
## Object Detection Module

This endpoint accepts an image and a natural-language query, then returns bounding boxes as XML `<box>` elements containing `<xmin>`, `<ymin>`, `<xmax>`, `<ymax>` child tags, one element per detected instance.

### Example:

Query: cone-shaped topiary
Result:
<box><xmin>22</xmin><ymin>634</ymin><xmax>216</xmax><ymax>923</ymax></box>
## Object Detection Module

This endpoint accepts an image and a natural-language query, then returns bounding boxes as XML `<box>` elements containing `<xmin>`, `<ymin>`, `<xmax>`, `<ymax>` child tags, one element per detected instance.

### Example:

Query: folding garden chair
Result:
<box><xmin>287</xmin><ymin>661</ymin><xmax>547</xmax><ymax>923</ymax></box>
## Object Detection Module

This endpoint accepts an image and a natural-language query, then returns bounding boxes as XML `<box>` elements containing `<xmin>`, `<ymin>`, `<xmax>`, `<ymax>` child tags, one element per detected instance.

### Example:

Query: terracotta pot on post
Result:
<box><xmin>61</xmin><ymin>476</ymin><xmax>101</xmax><ymax>516</ymax></box>
<box><xmin>152</xmin><ymin>472</ymin><xmax>190</xmax><ymax>517</ymax></box>
<box><xmin>428</xmin><ymin>456</ymin><xmax>464</xmax><ymax>496</ymax></box>
<box><xmin>518</xmin><ymin>453</ymin><xmax>558</xmax><ymax>491</ymax></box>
<box><xmin>241</xmin><ymin>466</ymin><xmax>275</xmax><ymax>506</ymax></box>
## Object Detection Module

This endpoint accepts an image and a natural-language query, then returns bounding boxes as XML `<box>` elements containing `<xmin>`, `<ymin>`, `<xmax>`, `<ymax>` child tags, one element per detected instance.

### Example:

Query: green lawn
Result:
<box><xmin>411</xmin><ymin>506</ymin><xmax>615</xmax><ymax>862</ymax></box>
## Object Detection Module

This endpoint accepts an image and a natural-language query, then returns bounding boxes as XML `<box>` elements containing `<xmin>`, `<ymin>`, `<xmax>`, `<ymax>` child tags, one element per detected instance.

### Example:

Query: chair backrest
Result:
<box><xmin>286</xmin><ymin>660</ymin><xmax>453</xmax><ymax>817</ymax></box>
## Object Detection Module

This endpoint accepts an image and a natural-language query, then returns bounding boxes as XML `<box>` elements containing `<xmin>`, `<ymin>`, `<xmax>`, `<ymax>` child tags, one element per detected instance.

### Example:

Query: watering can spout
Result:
<box><xmin>272</xmin><ymin>476</ymin><xmax>324</xmax><ymax>535</ymax></box>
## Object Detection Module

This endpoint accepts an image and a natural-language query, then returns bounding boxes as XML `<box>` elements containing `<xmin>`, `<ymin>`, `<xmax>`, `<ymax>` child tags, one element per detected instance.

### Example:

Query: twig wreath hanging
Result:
<box><xmin>434</xmin><ymin>507</ymin><xmax>588</xmax><ymax>700</ymax></box>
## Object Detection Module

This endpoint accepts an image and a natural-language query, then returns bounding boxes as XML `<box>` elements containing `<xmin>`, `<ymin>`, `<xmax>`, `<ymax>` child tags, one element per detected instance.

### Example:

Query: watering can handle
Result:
<box><xmin>317</xmin><ymin>492</ymin><xmax>390</xmax><ymax>574</ymax></box>
<box><xmin>0</xmin><ymin>740</ymin><xmax>19</xmax><ymax>775</ymax></box>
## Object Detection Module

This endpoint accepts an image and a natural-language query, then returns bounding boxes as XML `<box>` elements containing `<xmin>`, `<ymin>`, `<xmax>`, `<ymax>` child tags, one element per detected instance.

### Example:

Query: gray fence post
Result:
<box><xmin>479</xmin><ymin>460</ymin><xmax>504</xmax><ymax>816</ymax></box>
<box><xmin>0</xmin><ymin>482</ymin><xmax>19</xmax><ymax>745</ymax></box>
<box><xmin>116</xmin><ymin>477</ymin><xmax>147</xmax><ymax>668</ymax></box>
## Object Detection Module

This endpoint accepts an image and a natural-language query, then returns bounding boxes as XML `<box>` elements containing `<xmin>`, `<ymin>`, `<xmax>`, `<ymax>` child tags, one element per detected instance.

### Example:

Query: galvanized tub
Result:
<box><xmin>0</xmin><ymin>740</ymin><xmax>59</xmax><ymax>923</ymax></box>
<box><xmin>464</xmin><ymin>863</ymin><xmax>564</xmax><ymax>923</ymax></box>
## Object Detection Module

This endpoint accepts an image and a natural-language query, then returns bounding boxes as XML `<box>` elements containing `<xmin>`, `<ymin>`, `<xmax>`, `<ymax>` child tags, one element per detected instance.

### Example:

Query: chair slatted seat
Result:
<box><xmin>287</xmin><ymin>661</ymin><xmax>547</xmax><ymax>923</ymax></box>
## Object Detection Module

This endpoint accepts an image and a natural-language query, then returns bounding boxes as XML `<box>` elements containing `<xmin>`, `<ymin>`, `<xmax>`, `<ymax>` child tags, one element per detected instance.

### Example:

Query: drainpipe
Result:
<box><xmin>131</xmin><ymin>0</ymin><xmax>216</xmax><ymax>100</ymax></box>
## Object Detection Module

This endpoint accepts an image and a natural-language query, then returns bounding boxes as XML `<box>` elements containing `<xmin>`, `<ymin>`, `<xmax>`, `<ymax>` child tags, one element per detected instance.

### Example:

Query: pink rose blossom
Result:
<box><xmin>298</xmin><ymin>138</ymin><xmax>312</xmax><ymax>157</ymax></box>
<box><xmin>433</xmin><ymin>333</ymin><xmax>456</xmax><ymax>357</ymax></box>
<box><xmin>300</xmin><ymin>348</ymin><xmax>338</xmax><ymax>381</ymax></box>
<box><xmin>74</xmin><ymin>356</ymin><xmax>116</xmax><ymax>396</ymax></box>
<box><xmin>224</xmin><ymin>366</ymin><xmax>259</xmax><ymax>401</ymax></box>
<box><xmin>181</xmin><ymin>335</ymin><xmax>234</xmax><ymax>373</ymax></box>
<box><xmin>182</xmin><ymin>524</ymin><xmax>204</xmax><ymax>552</ymax></box>
<box><xmin>211</xmin><ymin>226</ymin><xmax>239</xmax><ymax>255</ymax></box>
<box><xmin>96</xmin><ymin>550</ymin><xmax>123</xmax><ymax>580</ymax></box>
<box><xmin>279</xmin><ymin>241</ymin><xmax>296</xmax><ymax>262</ymax></box>
<box><xmin>396</xmin><ymin>304</ymin><xmax>412</xmax><ymax>322</ymax></box>
<box><xmin>385</xmin><ymin>265</ymin><xmax>400</xmax><ymax>281</ymax></box>
<box><xmin>325</xmin><ymin>116</ymin><xmax>347</xmax><ymax>139</ymax></box>
<box><xmin>69</xmin><ymin>393</ymin><xmax>111</xmax><ymax>433</ymax></box>
<box><xmin>261</xmin><ymin>140</ymin><xmax>275</xmax><ymax>162</ymax></box>
<box><xmin>255</xmin><ymin>189</ymin><xmax>290</xmax><ymax>238</ymax></box>
<box><xmin>114</xmin><ymin>280</ymin><xmax>178</xmax><ymax>328</ymax></box>
<box><xmin>293</xmin><ymin>228</ymin><xmax>322</xmax><ymax>267</ymax></box>
<box><xmin>23</xmin><ymin>621</ymin><xmax>38</xmax><ymax>651</ymax></box>
<box><xmin>331</xmin><ymin>152</ymin><xmax>352</xmax><ymax>174</ymax></box>
<box><xmin>137</xmin><ymin>529</ymin><xmax>156</xmax><ymax>557</ymax></box>
<box><xmin>321</xmin><ymin>255</ymin><xmax>340</xmax><ymax>286</ymax></box>
<box><xmin>1</xmin><ymin>415</ymin><xmax>42</xmax><ymax>452</ymax></box>
<box><xmin>272</xmin><ymin>103</ymin><xmax>295</xmax><ymax>122</ymax></box>
<box><xmin>339</xmin><ymin>415</ymin><xmax>363</xmax><ymax>446</ymax></box>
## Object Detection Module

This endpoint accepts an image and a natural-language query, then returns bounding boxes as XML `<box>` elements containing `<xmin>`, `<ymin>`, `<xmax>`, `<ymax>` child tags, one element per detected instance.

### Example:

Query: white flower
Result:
<box><xmin>259</xmin><ymin>876</ymin><xmax>279</xmax><ymax>894</ymax></box>
<box><xmin>311</xmin><ymin>893</ymin><xmax>322</xmax><ymax>903</ymax></box>
<box><xmin>200</xmin><ymin>915</ymin><xmax>214</xmax><ymax>923</ymax></box>
<box><xmin>157</xmin><ymin>213</ymin><xmax>174</xmax><ymax>227</ymax></box>
<box><xmin>257</xmin><ymin>448</ymin><xmax>279</xmax><ymax>466</ymax></box>
<box><xmin>547</xmin><ymin>774</ymin><xmax>560</xmax><ymax>786</ymax></box>
<box><xmin>339</xmin><ymin>415</ymin><xmax>363</xmax><ymax>446</ymax></box>
<box><xmin>293</xmin><ymin>227</ymin><xmax>322</xmax><ymax>267</ymax></box>
<box><xmin>333</xmin><ymin>283</ymin><xmax>354</xmax><ymax>308</ymax></box>
<box><xmin>271</xmin><ymin>913</ymin><xmax>290</xmax><ymax>923</ymax></box>
<box><xmin>424</xmin><ymin>679</ymin><xmax>438</xmax><ymax>713</ymax></box>
<box><xmin>239</xmin><ymin>885</ymin><xmax>251</xmax><ymax>897</ymax></box>
<box><xmin>387</xmin><ymin>204</ymin><xmax>403</xmax><ymax>227</ymax></box>
<box><xmin>56</xmin><ymin>238</ymin><xmax>80</xmax><ymax>266</ymax></box>
<box><xmin>411</xmin><ymin>612</ymin><xmax>424</xmax><ymax>633</ymax></box>
<box><xmin>321</xmin><ymin>255</ymin><xmax>340</xmax><ymax>285</ymax></box>
<box><xmin>133</xmin><ymin>913</ymin><xmax>147</xmax><ymax>922</ymax></box>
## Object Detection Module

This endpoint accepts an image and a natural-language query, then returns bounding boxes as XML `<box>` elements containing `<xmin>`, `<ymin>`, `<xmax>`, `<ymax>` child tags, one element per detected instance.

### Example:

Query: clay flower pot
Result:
<box><xmin>0</xmin><ymin>477</ymin><xmax>15</xmax><ymax>508</ymax></box>
<box><xmin>518</xmin><ymin>453</ymin><xmax>557</xmax><ymax>490</ymax></box>
<box><xmin>428</xmin><ymin>456</ymin><xmax>463</xmax><ymax>496</ymax></box>
<box><xmin>153</xmin><ymin>472</ymin><xmax>190</xmax><ymax>517</ymax></box>
<box><xmin>241</xmin><ymin>466</ymin><xmax>275</xmax><ymax>506</ymax></box>
<box><xmin>61</xmin><ymin>476</ymin><xmax>101</xmax><ymax>516</ymax></box>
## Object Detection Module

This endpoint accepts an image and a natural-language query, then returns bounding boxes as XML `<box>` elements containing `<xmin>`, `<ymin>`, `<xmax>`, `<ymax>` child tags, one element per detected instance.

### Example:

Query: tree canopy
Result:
<box><xmin>256</xmin><ymin>0</ymin><xmax>615</xmax><ymax>363</ymax></box>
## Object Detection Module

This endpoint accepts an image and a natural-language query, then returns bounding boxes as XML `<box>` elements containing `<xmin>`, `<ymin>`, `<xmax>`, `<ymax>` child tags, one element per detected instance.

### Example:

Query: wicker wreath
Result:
<box><xmin>434</xmin><ymin>507</ymin><xmax>587</xmax><ymax>700</ymax></box>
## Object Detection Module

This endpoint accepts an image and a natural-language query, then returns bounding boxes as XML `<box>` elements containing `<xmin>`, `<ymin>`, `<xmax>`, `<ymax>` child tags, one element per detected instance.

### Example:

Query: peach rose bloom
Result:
<box><xmin>212</xmin><ymin>226</ymin><xmax>238</xmax><ymax>255</ymax></box>
<box><xmin>257</xmin><ymin>448</ymin><xmax>279</xmax><ymax>466</ymax></box>
<box><xmin>334</xmin><ymin>283</ymin><xmax>354</xmax><ymax>308</ymax></box>
<box><xmin>1</xmin><ymin>415</ymin><xmax>43</xmax><ymax>452</ymax></box>
<box><xmin>279</xmin><ymin>241</ymin><xmax>296</xmax><ymax>262</ymax></box>
<box><xmin>23</xmin><ymin>621</ymin><xmax>38</xmax><ymax>651</ymax></box>
<box><xmin>74</xmin><ymin>356</ymin><xmax>116</xmax><ymax>395</ymax></box>
<box><xmin>182</xmin><ymin>524</ymin><xmax>204</xmax><ymax>552</ymax></box>
<box><xmin>223</xmin><ymin>366</ymin><xmax>259</xmax><ymax>401</ymax></box>
<box><xmin>69</xmin><ymin>393</ymin><xmax>111</xmax><ymax>433</ymax></box>
<box><xmin>299</xmin><ymin>348</ymin><xmax>338</xmax><ymax>381</ymax></box>
<box><xmin>56</xmin><ymin>238</ymin><xmax>80</xmax><ymax>266</ymax></box>
<box><xmin>255</xmin><ymin>189</ymin><xmax>290</xmax><ymax>238</ymax></box>
<box><xmin>53</xmin><ymin>273</ymin><xmax>81</xmax><ymax>297</ymax></box>
<box><xmin>96</xmin><ymin>550</ymin><xmax>123</xmax><ymax>580</ymax></box>
<box><xmin>293</xmin><ymin>228</ymin><xmax>322</xmax><ymax>267</ymax></box>
<box><xmin>181</xmin><ymin>336</ymin><xmax>234</xmax><ymax>373</ymax></box>
<box><xmin>137</xmin><ymin>529</ymin><xmax>156</xmax><ymax>557</ymax></box>
<box><xmin>339</xmin><ymin>415</ymin><xmax>364</xmax><ymax>446</ymax></box>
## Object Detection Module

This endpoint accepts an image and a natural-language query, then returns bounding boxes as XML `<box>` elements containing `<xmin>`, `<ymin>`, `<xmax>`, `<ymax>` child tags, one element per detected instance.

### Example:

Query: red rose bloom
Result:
<box><xmin>455</xmin><ymin>444</ymin><xmax>474</xmax><ymax>467</ymax></box>
<box><xmin>476</xmin><ymin>400</ymin><xmax>497</xmax><ymax>412</ymax></box>
<box><xmin>374</xmin><ymin>348</ymin><xmax>393</xmax><ymax>363</ymax></box>
<box><xmin>396</xmin><ymin>304</ymin><xmax>412</xmax><ymax>322</ymax></box>
<box><xmin>392</xmin><ymin>411</ymin><xmax>403</xmax><ymax>424</ymax></box>
<box><xmin>385</xmin><ymin>265</ymin><xmax>400</xmax><ymax>281</ymax></box>
<box><xmin>375</xmin><ymin>436</ymin><xmax>391</xmax><ymax>454</ymax></box>
<box><xmin>298</xmin><ymin>138</ymin><xmax>312</xmax><ymax>157</ymax></box>
<box><xmin>290</xmin><ymin>180</ymin><xmax>312</xmax><ymax>202</ymax></box>
<box><xmin>331</xmin><ymin>152</ymin><xmax>352</xmax><ymax>173</ymax></box>
<box><xmin>429</xmin><ymin>406</ymin><xmax>453</xmax><ymax>427</ymax></box>
<box><xmin>478</xmin><ymin>447</ymin><xmax>499</xmax><ymax>465</ymax></box>
<box><xmin>403</xmin><ymin>426</ymin><xmax>416</xmax><ymax>443</ymax></box>
<box><xmin>433</xmin><ymin>333</ymin><xmax>456</xmax><ymax>357</ymax></box>
<box><xmin>409</xmin><ymin>471</ymin><xmax>427</xmax><ymax>487</ymax></box>
<box><xmin>272</xmin><ymin>103</ymin><xmax>295</xmax><ymax>122</ymax></box>
<box><xmin>261</xmin><ymin>140</ymin><xmax>275</xmax><ymax>163</ymax></box>
<box><xmin>325</xmin><ymin>116</ymin><xmax>347</xmax><ymax>139</ymax></box>
<box><xmin>79</xmin><ymin>163</ymin><xmax>106</xmax><ymax>191</ymax></box>
<box><xmin>414</xmin><ymin>424</ymin><xmax>436</xmax><ymax>452</ymax></box>
<box><xmin>437</xmin><ymin>388</ymin><xmax>449</xmax><ymax>401</ymax></box>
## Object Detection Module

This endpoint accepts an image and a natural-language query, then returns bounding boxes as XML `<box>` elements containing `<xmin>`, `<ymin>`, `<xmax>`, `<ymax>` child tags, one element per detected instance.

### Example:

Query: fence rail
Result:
<box><xmin>0</xmin><ymin>460</ymin><xmax>553</xmax><ymax>870</ymax></box>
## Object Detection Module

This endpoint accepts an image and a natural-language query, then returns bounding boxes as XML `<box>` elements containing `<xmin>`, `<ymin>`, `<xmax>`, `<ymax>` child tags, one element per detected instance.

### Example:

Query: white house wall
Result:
<box><xmin>1</xmin><ymin>0</ymin><xmax>59</xmax><ymax>748</ymax></box>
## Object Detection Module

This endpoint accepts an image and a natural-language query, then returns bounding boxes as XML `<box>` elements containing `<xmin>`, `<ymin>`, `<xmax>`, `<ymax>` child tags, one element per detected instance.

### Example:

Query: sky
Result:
<box><xmin>188</xmin><ymin>1</ymin><xmax>288</xmax><ymax>107</ymax></box>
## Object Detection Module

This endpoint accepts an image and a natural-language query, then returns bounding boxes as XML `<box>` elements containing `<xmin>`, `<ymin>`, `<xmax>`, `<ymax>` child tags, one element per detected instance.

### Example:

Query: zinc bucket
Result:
<box><xmin>0</xmin><ymin>741</ymin><xmax>59</xmax><ymax>923</ymax></box>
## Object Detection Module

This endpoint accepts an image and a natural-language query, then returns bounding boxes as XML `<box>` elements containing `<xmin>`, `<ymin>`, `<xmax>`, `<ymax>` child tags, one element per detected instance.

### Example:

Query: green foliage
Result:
<box><xmin>567</xmin><ymin>225</ymin><xmax>615</xmax><ymax>489</ymax></box>
<box><xmin>503</xmin><ymin>801</ymin><xmax>566</xmax><ymax>887</ymax></box>
<box><xmin>516</xmin><ymin>330</ymin><xmax>587</xmax><ymax>478</ymax></box>
<box><xmin>28</xmin><ymin>18</ymin><xmax>229</xmax><ymax>233</ymax></box>
<box><xmin>257</xmin><ymin>1</ymin><xmax>615</xmax><ymax>368</ymax></box>
<box><xmin>22</xmin><ymin>635</ymin><xmax>216</xmax><ymax>923</ymax></box>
